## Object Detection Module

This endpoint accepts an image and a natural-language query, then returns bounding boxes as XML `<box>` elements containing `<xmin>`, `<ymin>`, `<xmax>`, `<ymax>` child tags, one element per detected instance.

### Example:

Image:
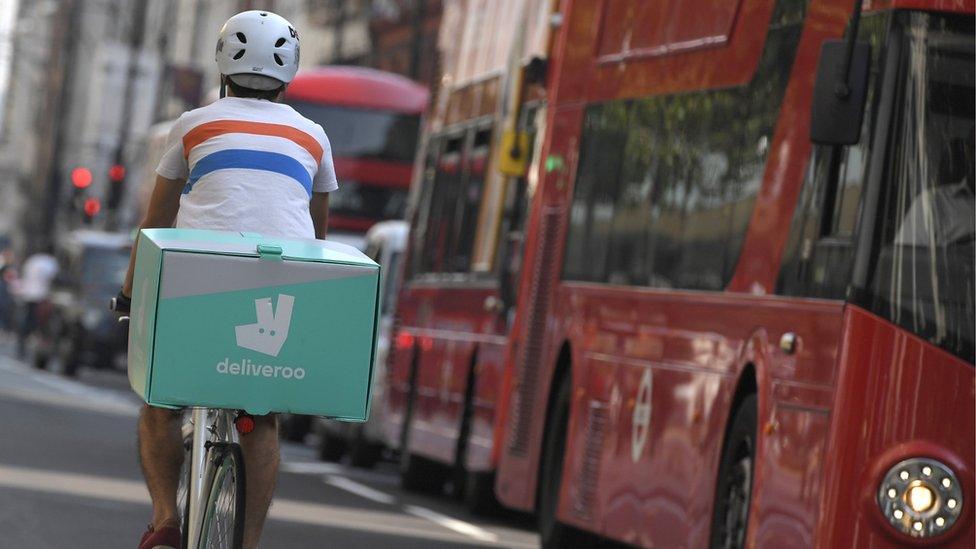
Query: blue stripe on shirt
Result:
<box><xmin>184</xmin><ymin>149</ymin><xmax>313</xmax><ymax>197</ymax></box>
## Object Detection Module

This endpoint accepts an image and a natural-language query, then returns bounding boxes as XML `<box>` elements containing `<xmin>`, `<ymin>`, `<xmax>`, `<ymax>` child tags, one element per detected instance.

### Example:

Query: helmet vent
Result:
<box><xmin>275</xmin><ymin>38</ymin><xmax>286</xmax><ymax>47</ymax></box>
<box><xmin>236</xmin><ymin>32</ymin><xmax>247</xmax><ymax>44</ymax></box>
<box><xmin>233</xmin><ymin>49</ymin><xmax>246</xmax><ymax>60</ymax></box>
<box><xmin>273</xmin><ymin>53</ymin><xmax>284</xmax><ymax>66</ymax></box>
<box><xmin>259</xmin><ymin>12</ymin><xmax>267</xmax><ymax>17</ymax></box>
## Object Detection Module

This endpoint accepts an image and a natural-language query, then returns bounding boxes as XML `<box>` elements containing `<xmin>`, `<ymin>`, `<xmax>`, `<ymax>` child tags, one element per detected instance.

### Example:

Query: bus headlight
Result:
<box><xmin>878</xmin><ymin>458</ymin><xmax>962</xmax><ymax>538</ymax></box>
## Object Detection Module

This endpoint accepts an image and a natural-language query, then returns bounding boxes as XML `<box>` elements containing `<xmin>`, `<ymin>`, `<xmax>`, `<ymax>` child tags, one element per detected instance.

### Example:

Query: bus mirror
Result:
<box><xmin>810</xmin><ymin>40</ymin><xmax>871</xmax><ymax>146</ymax></box>
<box><xmin>499</xmin><ymin>130</ymin><xmax>531</xmax><ymax>177</ymax></box>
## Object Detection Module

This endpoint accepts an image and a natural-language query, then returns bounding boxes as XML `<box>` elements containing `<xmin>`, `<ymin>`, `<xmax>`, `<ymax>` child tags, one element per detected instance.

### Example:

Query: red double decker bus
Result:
<box><xmin>284</xmin><ymin>66</ymin><xmax>428</xmax><ymax>248</ymax></box>
<box><xmin>490</xmin><ymin>0</ymin><xmax>975</xmax><ymax>548</ymax></box>
<box><xmin>383</xmin><ymin>0</ymin><xmax>556</xmax><ymax>512</ymax></box>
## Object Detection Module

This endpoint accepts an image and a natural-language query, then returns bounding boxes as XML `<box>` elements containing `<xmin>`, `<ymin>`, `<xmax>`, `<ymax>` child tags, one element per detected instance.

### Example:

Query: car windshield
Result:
<box><xmin>286</xmin><ymin>101</ymin><xmax>421</xmax><ymax>163</ymax></box>
<box><xmin>866</xmin><ymin>12</ymin><xmax>975</xmax><ymax>362</ymax></box>
<box><xmin>81</xmin><ymin>246</ymin><xmax>131</xmax><ymax>292</ymax></box>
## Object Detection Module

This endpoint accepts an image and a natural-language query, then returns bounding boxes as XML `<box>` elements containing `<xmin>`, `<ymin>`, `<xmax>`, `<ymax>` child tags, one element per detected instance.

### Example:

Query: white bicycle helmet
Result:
<box><xmin>216</xmin><ymin>10</ymin><xmax>300</xmax><ymax>91</ymax></box>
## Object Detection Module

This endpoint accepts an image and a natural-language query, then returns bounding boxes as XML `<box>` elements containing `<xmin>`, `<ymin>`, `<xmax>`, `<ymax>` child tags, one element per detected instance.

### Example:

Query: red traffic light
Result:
<box><xmin>108</xmin><ymin>164</ymin><xmax>126</xmax><ymax>182</ymax></box>
<box><xmin>83</xmin><ymin>197</ymin><xmax>101</xmax><ymax>217</ymax></box>
<box><xmin>71</xmin><ymin>167</ymin><xmax>92</xmax><ymax>189</ymax></box>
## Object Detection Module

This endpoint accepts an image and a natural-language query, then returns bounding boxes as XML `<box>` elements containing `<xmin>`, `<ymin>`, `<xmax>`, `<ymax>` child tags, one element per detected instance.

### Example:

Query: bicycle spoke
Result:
<box><xmin>201</xmin><ymin>452</ymin><xmax>240</xmax><ymax>548</ymax></box>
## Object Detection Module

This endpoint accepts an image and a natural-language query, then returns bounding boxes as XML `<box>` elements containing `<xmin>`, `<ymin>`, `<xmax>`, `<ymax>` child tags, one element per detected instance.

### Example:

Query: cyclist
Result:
<box><xmin>118</xmin><ymin>11</ymin><xmax>337</xmax><ymax>549</ymax></box>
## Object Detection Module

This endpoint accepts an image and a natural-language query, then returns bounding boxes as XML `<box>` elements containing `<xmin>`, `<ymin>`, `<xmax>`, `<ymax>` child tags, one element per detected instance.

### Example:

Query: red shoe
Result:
<box><xmin>138</xmin><ymin>524</ymin><xmax>181</xmax><ymax>549</ymax></box>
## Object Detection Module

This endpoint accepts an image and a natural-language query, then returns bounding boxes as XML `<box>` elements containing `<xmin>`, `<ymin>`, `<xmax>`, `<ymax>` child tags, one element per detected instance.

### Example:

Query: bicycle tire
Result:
<box><xmin>178</xmin><ymin>435</ymin><xmax>192</xmax><ymax>548</ymax></box>
<box><xmin>199</xmin><ymin>442</ymin><xmax>246</xmax><ymax>549</ymax></box>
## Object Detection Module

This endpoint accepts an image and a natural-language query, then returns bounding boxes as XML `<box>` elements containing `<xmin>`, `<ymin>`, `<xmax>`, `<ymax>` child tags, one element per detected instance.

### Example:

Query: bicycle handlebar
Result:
<box><xmin>110</xmin><ymin>290</ymin><xmax>131</xmax><ymax>314</ymax></box>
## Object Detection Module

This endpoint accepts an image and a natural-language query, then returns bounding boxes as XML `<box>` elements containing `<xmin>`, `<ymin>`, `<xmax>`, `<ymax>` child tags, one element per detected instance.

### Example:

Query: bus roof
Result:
<box><xmin>284</xmin><ymin>66</ymin><xmax>429</xmax><ymax>114</ymax></box>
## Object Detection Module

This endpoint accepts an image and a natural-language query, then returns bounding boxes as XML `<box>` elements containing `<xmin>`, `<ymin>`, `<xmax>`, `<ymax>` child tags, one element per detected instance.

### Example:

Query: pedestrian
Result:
<box><xmin>0</xmin><ymin>247</ymin><xmax>17</xmax><ymax>334</ymax></box>
<box><xmin>16</xmin><ymin>243</ymin><xmax>58</xmax><ymax>359</ymax></box>
<box><xmin>118</xmin><ymin>11</ymin><xmax>337</xmax><ymax>549</ymax></box>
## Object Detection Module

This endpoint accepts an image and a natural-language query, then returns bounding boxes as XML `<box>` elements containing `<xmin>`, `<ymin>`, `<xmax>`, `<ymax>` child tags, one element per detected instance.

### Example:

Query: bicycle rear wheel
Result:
<box><xmin>177</xmin><ymin>435</ymin><xmax>191</xmax><ymax>548</ymax></box>
<box><xmin>199</xmin><ymin>442</ymin><xmax>246</xmax><ymax>549</ymax></box>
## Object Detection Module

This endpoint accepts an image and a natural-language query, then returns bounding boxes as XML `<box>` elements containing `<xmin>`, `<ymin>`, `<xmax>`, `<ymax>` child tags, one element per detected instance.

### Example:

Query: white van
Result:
<box><xmin>311</xmin><ymin>220</ymin><xmax>408</xmax><ymax>467</ymax></box>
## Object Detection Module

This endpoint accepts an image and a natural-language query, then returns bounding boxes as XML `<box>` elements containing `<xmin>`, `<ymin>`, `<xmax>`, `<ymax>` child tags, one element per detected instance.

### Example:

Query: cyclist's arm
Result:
<box><xmin>310</xmin><ymin>192</ymin><xmax>330</xmax><ymax>240</ymax></box>
<box><xmin>121</xmin><ymin>174</ymin><xmax>184</xmax><ymax>297</ymax></box>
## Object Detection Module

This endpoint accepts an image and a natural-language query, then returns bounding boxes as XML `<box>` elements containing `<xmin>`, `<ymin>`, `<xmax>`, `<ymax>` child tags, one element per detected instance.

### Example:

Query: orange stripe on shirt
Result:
<box><xmin>183</xmin><ymin>120</ymin><xmax>323</xmax><ymax>163</ymax></box>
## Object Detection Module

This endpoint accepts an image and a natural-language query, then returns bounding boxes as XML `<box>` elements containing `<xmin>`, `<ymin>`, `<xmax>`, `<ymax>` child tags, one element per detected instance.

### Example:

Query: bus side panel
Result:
<box><xmin>817</xmin><ymin>306</ymin><xmax>975</xmax><ymax>548</ymax></box>
<box><xmin>750</xmin><ymin>386</ymin><xmax>832</xmax><ymax>546</ymax></box>
<box><xmin>466</xmin><ymin>340</ymin><xmax>508</xmax><ymax>472</ymax></box>
<box><xmin>495</xmin><ymin>104</ymin><xmax>584</xmax><ymax>512</ymax></box>
<box><xmin>399</xmin><ymin>284</ymin><xmax>504</xmax><ymax>466</ymax></box>
<box><xmin>552</xmin><ymin>284</ymin><xmax>843</xmax><ymax>546</ymax></box>
<box><xmin>383</xmin><ymin>286</ymin><xmax>422</xmax><ymax>450</ymax></box>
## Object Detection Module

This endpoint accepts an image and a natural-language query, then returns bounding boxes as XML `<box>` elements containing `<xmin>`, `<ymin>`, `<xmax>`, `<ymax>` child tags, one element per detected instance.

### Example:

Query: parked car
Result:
<box><xmin>304</xmin><ymin>221</ymin><xmax>408</xmax><ymax>467</ymax></box>
<box><xmin>43</xmin><ymin>231</ymin><xmax>132</xmax><ymax>376</ymax></box>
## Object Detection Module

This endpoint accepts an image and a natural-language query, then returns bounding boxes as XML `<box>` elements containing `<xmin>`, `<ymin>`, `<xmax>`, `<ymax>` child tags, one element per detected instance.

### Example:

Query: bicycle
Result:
<box><xmin>115</xmin><ymin>295</ymin><xmax>251</xmax><ymax>549</ymax></box>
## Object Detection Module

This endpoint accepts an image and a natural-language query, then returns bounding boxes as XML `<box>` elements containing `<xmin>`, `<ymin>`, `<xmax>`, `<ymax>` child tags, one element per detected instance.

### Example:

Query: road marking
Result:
<box><xmin>0</xmin><ymin>464</ymin><xmax>502</xmax><ymax>546</ymax></box>
<box><xmin>287</xmin><ymin>462</ymin><xmax>502</xmax><ymax>545</ymax></box>
<box><xmin>325</xmin><ymin>475</ymin><xmax>396</xmax><ymax>505</ymax></box>
<box><xmin>280</xmin><ymin>461</ymin><xmax>345</xmax><ymax>475</ymax></box>
<box><xmin>0</xmin><ymin>384</ymin><xmax>139</xmax><ymax>417</ymax></box>
<box><xmin>404</xmin><ymin>504</ymin><xmax>499</xmax><ymax>543</ymax></box>
<box><xmin>280</xmin><ymin>460</ymin><xmax>400</xmax><ymax>487</ymax></box>
<box><xmin>0</xmin><ymin>463</ymin><xmax>149</xmax><ymax>504</ymax></box>
<box><xmin>0</xmin><ymin>356</ymin><xmax>139</xmax><ymax>417</ymax></box>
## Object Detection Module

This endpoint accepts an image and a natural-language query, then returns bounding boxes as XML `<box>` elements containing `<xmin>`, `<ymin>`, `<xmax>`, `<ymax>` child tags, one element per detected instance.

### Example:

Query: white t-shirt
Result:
<box><xmin>19</xmin><ymin>253</ymin><xmax>58</xmax><ymax>302</ymax></box>
<box><xmin>895</xmin><ymin>179</ymin><xmax>975</xmax><ymax>246</ymax></box>
<box><xmin>156</xmin><ymin>97</ymin><xmax>338</xmax><ymax>239</ymax></box>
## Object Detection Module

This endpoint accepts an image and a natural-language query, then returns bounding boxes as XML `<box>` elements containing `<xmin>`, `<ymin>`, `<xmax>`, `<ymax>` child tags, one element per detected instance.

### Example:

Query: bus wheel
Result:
<box><xmin>348</xmin><ymin>427</ymin><xmax>382</xmax><ymax>469</ymax></box>
<box><xmin>463</xmin><ymin>470</ymin><xmax>499</xmax><ymax>516</ymax></box>
<box><xmin>318</xmin><ymin>431</ymin><xmax>347</xmax><ymax>463</ymax></box>
<box><xmin>280</xmin><ymin>414</ymin><xmax>312</xmax><ymax>443</ymax></box>
<box><xmin>538</xmin><ymin>375</ymin><xmax>589</xmax><ymax>548</ymax></box>
<box><xmin>400</xmin><ymin>452</ymin><xmax>447</xmax><ymax>494</ymax></box>
<box><xmin>709</xmin><ymin>394</ymin><xmax>757</xmax><ymax>549</ymax></box>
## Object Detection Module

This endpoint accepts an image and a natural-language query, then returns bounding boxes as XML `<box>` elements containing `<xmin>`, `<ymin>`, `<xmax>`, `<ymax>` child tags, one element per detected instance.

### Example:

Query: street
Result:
<box><xmin>0</xmin><ymin>340</ymin><xmax>539</xmax><ymax>549</ymax></box>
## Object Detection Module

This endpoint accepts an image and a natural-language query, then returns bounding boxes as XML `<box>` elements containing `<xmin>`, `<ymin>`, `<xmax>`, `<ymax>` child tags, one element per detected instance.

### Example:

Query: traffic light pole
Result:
<box><xmin>32</xmin><ymin>0</ymin><xmax>78</xmax><ymax>252</ymax></box>
<box><xmin>106</xmin><ymin>0</ymin><xmax>148</xmax><ymax>230</ymax></box>
<box><xmin>409</xmin><ymin>0</ymin><xmax>427</xmax><ymax>81</ymax></box>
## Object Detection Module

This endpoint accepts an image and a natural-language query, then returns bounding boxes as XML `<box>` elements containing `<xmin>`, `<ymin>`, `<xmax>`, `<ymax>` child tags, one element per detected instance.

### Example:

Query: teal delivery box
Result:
<box><xmin>127</xmin><ymin>228</ymin><xmax>380</xmax><ymax>419</ymax></box>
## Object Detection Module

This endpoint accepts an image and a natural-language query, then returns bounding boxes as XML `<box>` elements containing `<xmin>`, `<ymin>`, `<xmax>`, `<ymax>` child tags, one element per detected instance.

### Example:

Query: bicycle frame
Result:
<box><xmin>185</xmin><ymin>407</ymin><xmax>238</xmax><ymax>548</ymax></box>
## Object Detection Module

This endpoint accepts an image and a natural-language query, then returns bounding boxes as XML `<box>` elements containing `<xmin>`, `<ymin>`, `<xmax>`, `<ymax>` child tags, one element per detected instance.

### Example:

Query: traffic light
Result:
<box><xmin>108</xmin><ymin>164</ymin><xmax>126</xmax><ymax>183</ymax></box>
<box><xmin>107</xmin><ymin>164</ymin><xmax>126</xmax><ymax>211</ymax></box>
<box><xmin>83</xmin><ymin>197</ymin><xmax>101</xmax><ymax>218</ymax></box>
<box><xmin>71</xmin><ymin>167</ymin><xmax>92</xmax><ymax>189</ymax></box>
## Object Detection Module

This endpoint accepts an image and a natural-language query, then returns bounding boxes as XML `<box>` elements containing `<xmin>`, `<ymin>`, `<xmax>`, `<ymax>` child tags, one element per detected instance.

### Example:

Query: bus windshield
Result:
<box><xmin>287</xmin><ymin>101</ymin><xmax>421</xmax><ymax>163</ymax></box>
<box><xmin>866</xmin><ymin>12</ymin><xmax>975</xmax><ymax>362</ymax></box>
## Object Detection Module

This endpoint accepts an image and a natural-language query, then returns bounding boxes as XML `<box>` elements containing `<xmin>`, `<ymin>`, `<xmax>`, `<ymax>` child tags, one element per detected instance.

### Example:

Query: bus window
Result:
<box><xmin>416</xmin><ymin>135</ymin><xmax>464</xmax><ymax>274</ymax></box>
<box><xmin>564</xmin><ymin>0</ymin><xmax>807</xmax><ymax>290</ymax></box>
<box><xmin>450</xmin><ymin>126</ymin><xmax>492</xmax><ymax>272</ymax></box>
<box><xmin>287</xmin><ymin>101</ymin><xmax>421</xmax><ymax>163</ymax></box>
<box><xmin>777</xmin><ymin>14</ymin><xmax>888</xmax><ymax>299</ymax></box>
<box><xmin>865</xmin><ymin>12</ymin><xmax>975</xmax><ymax>362</ymax></box>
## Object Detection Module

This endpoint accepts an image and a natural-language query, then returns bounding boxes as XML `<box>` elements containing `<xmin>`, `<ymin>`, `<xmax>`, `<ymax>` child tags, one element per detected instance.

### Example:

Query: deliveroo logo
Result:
<box><xmin>235</xmin><ymin>294</ymin><xmax>295</xmax><ymax>357</ymax></box>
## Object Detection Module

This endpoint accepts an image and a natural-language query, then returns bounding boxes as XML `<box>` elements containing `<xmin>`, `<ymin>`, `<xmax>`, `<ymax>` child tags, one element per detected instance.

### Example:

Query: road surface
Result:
<box><xmin>0</xmin><ymin>338</ymin><xmax>539</xmax><ymax>548</ymax></box>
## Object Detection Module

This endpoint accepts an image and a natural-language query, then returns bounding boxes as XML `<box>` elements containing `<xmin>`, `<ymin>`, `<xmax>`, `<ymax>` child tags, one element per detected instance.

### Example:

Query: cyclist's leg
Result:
<box><xmin>138</xmin><ymin>404</ymin><xmax>184</xmax><ymax>530</ymax></box>
<box><xmin>238</xmin><ymin>413</ymin><xmax>279</xmax><ymax>549</ymax></box>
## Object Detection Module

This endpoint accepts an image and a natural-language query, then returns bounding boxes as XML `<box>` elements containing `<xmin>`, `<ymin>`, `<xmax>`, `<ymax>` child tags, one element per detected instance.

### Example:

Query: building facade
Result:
<box><xmin>0</xmin><ymin>0</ymin><xmax>442</xmax><ymax>253</ymax></box>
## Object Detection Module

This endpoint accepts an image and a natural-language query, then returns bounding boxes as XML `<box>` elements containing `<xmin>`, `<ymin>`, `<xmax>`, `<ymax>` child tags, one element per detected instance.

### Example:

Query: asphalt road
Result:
<box><xmin>0</xmin><ymin>337</ymin><xmax>539</xmax><ymax>549</ymax></box>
